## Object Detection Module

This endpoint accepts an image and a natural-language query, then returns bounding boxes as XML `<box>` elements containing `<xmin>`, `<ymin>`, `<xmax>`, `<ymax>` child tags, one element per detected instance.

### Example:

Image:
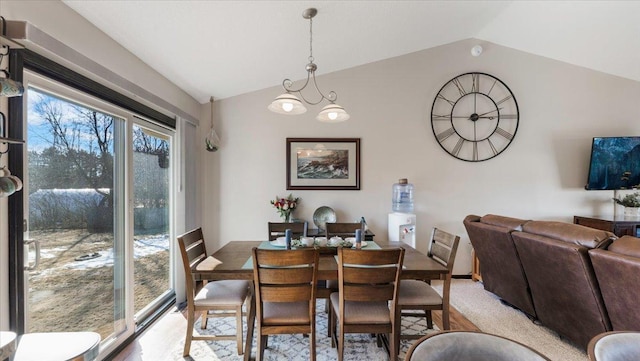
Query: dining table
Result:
<box><xmin>193</xmin><ymin>240</ymin><xmax>449</xmax><ymax>361</ymax></box>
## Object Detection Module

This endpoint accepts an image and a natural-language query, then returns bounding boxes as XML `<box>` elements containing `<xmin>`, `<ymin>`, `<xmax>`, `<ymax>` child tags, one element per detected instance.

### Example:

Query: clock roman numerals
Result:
<box><xmin>452</xmin><ymin>78</ymin><xmax>467</xmax><ymax>97</ymax></box>
<box><xmin>437</xmin><ymin>127</ymin><xmax>456</xmax><ymax>142</ymax></box>
<box><xmin>431</xmin><ymin>72</ymin><xmax>519</xmax><ymax>162</ymax></box>
<box><xmin>432</xmin><ymin>114</ymin><xmax>452</xmax><ymax>121</ymax></box>
<box><xmin>495</xmin><ymin>95</ymin><xmax>513</xmax><ymax>106</ymax></box>
<box><xmin>436</xmin><ymin>94</ymin><xmax>456</xmax><ymax>106</ymax></box>
<box><xmin>495</xmin><ymin>127</ymin><xmax>514</xmax><ymax>140</ymax></box>
<box><xmin>452</xmin><ymin>137</ymin><xmax>464</xmax><ymax>156</ymax></box>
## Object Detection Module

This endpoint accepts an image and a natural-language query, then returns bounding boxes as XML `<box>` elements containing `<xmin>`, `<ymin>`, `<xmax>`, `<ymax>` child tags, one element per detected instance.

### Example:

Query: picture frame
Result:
<box><xmin>286</xmin><ymin>138</ymin><xmax>360</xmax><ymax>190</ymax></box>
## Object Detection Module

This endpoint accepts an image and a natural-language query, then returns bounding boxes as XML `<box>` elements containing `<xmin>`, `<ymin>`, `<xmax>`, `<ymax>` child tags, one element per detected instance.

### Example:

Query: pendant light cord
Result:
<box><xmin>308</xmin><ymin>17</ymin><xmax>314</xmax><ymax>63</ymax></box>
<box><xmin>209</xmin><ymin>96</ymin><xmax>214</xmax><ymax>129</ymax></box>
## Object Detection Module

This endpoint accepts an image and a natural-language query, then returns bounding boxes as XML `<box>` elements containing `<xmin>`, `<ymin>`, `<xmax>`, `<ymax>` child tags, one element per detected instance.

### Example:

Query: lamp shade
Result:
<box><xmin>268</xmin><ymin>93</ymin><xmax>307</xmax><ymax>115</ymax></box>
<box><xmin>316</xmin><ymin>103</ymin><xmax>350</xmax><ymax>123</ymax></box>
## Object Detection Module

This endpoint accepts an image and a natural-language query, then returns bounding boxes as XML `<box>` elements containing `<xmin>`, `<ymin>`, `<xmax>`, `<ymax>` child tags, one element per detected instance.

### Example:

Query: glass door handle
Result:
<box><xmin>24</xmin><ymin>239</ymin><xmax>40</xmax><ymax>271</ymax></box>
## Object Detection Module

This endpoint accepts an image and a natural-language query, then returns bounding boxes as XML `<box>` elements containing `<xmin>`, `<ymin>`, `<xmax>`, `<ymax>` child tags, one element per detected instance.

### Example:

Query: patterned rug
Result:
<box><xmin>172</xmin><ymin>300</ymin><xmax>437</xmax><ymax>361</ymax></box>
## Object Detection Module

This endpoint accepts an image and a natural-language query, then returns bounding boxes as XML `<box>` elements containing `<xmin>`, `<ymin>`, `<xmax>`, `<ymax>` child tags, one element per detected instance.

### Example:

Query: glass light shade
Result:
<box><xmin>268</xmin><ymin>93</ymin><xmax>307</xmax><ymax>115</ymax></box>
<box><xmin>316</xmin><ymin>103</ymin><xmax>350</xmax><ymax>123</ymax></box>
<box><xmin>205</xmin><ymin>127</ymin><xmax>221</xmax><ymax>152</ymax></box>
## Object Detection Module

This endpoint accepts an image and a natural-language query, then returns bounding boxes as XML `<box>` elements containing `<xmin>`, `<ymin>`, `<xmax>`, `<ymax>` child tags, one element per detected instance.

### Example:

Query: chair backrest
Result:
<box><xmin>405</xmin><ymin>331</ymin><xmax>551</xmax><ymax>361</ymax></box>
<box><xmin>177</xmin><ymin>228</ymin><xmax>208</xmax><ymax>300</ymax></box>
<box><xmin>428</xmin><ymin>228</ymin><xmax>460</xmax><ymax>273</ymax></box>
<box><xmin>337</xmin><ymin>247</ymin><xmax>404</xmax><ymax>305</ymax></box>
<box><xmin>588</xmin><ymin>331</ymin><xmax>640</xmax><ymax>361</ymax></box>
<box><xmin>268</xmin><ymin>222</ymin><xmax>308</xmax><ymax>241</ymax></box>
<box><xmin>325</xmin><ymin>222</ymin><xmax>363</xmax><ymax>239</ymax></box>
<box><xmin>252</xmin><ymin>248</ymin><xmax>319</xmax><ymax>320</ymax></box>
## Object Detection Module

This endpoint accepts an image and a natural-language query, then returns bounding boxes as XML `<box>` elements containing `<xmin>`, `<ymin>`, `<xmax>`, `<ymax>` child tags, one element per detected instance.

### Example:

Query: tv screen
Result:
<box><xmin>586</xmin><ymin>136</ymin><xmax>640</xmax><ymax>190</ymax></box>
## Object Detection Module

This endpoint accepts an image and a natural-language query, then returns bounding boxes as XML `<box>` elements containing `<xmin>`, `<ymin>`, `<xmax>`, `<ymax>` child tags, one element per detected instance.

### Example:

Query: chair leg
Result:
<box><xmin>426</xmin><ymin>310</ymin><xmax>433</xmax><ymax>329</ymax></box>
<box><xmin>183</xmin><ymin>309</ymin><xmax>195</xmax><ymax>357</ymax></box>
<box><xmin>236</xmin><ymin>305</ymin><xmax>244</xmax><ymax>355</ymax></box>
<box><xmin>201</xmin><ymin>310</ymin><xmax>208</xmax><ymax>329</ymax></box>
<box><xmin>337</xmin><ymin>327</ymin><xmax>344</xmax><ymax>361</ymax></box>
<box><xmin>442</xmin><ymin>309</ymin><xmax>450</xmax><ymax>330</ymax></box>
<box><xmin>330</xmin><ymin>307</ymin><xmax>336</xmax><ymax>348</ymax></box>
<box><xmin>310</xmin><ymin>321</ymin><xmax>316</xmax><ymax>361</ymax></box>
<box><xmin>389</xmin><ymin>330</ymin><xmax>397</xmax><ymax>361</ymax></box>
<box><xmin>327</xmin><ymin>301</ymin><xmax>333</xmax><ymax>338</ymax></box>
<box><xmin>257</xmin><ymin>333</ymin><xmax>267</xmax><ymax>361</ymax></box>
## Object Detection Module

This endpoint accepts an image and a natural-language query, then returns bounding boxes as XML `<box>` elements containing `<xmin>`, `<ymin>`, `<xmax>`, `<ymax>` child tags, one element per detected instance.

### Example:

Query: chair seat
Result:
<box><xmin>263</xmin><ymin>301</ymin><xmax>310</xmax><ymax>325</ymax></box>
<box><xmin>194</xmin><ymin>280</ymin><xmax>250</xmax><ymax>307</ymax></box>
<box><xmin>13</xmin><ymin>332</ymin><xmax>101</xmax><ymax>361</ymax></box>
<box><xmin>590</xmin><ymin>332</ymin><xmax>640</xmax><ymax>361</ymax></box>
<box><xmin>398</xmin><ymin>280</ymin><xmax>442</xmax><ymax>306</ymax></box>
<box><xmin>406</xmin><ymin>331</ymin><xmax>550</xmax><ymax>361</ymax></box>
<box><xmin>330</xmin><ymin>292</ymin><xmax>390</xmax><ymax>324</ymax></box>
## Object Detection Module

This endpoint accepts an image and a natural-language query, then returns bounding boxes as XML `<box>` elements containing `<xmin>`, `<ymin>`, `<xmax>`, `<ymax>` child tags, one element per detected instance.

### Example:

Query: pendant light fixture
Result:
<box><xmin>205</xmin><ymin>97</ymin><xmax>221</xmax><ymax>152</ymax></box>
<box><xmin>268</xmin><ymin>8</ymin><xmax>350</xmax><ymax>123</ymax></box>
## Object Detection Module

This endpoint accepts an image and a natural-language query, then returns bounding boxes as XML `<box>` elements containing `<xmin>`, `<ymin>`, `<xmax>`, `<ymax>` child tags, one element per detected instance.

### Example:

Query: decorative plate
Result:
<box><xmin>313</xmin><ymin>206</ymin><xmax>336</xmax><ymax>231</ymax></box>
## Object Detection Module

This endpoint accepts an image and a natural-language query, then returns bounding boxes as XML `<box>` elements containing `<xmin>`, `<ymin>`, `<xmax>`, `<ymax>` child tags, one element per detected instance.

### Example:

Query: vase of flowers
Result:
<box><xmin>271</xmin><ymin>194</ymin><xmax>300</xmax><ymax>222</ymax></box>
<box><xmin>613</xmin><ymin>192</ymin><xmax>640</xmax><ymax>217</ymax></box>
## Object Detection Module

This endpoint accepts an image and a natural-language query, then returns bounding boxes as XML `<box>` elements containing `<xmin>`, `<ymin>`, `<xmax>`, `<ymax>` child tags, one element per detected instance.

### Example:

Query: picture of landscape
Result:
<box><xmin>296</xmin><ymin>148</ymin><xmax>349</xmax><ymax>179</ymax></box>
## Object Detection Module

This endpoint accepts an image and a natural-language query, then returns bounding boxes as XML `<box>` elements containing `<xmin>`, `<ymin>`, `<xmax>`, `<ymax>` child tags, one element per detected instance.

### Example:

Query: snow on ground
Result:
<box><xmin>64</xmin><ymin>234</ymin><xmax>169</xmax><ymax>270</ymax></box>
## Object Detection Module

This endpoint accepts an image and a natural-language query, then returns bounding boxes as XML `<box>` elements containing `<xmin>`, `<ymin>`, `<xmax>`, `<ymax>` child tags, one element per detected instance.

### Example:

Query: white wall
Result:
<box><xmin>204</xmin><ymin>38</ymin><xmax>640</xmax><ymax>275</ymax></box>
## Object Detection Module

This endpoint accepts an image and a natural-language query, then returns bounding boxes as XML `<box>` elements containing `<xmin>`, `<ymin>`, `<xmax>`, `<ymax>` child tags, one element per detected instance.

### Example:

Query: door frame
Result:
<box><xmin>7</xmin><ymin>48</ymin><xmax>179</xmax><ymax>354</ymax></box>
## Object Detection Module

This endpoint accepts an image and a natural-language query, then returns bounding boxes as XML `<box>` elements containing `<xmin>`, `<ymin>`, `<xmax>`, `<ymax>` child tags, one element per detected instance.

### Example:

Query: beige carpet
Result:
<box><xmin>433</xmin><ymin>279</ymin><xmax>588</xmax><ymax>361</ymax></box>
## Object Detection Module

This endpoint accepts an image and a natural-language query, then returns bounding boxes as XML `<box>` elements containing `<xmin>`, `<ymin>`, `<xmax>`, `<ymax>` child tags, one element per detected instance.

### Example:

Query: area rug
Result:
<box><xmin>432</xmin><ymin>279</ymin><xmax>588</xmax><ymax>361</ymax></box>
<box><xmin>172</xmin><ymin>301</ymin><xmax>437</xmax><ymax>361</ymax></box>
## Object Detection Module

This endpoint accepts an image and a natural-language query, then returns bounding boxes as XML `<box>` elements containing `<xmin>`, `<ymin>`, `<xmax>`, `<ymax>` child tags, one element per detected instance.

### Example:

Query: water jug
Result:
<box><xmin>392</xmin><ymin>178</ymin><xmax>414</xmax><ymax>213</ymax></box>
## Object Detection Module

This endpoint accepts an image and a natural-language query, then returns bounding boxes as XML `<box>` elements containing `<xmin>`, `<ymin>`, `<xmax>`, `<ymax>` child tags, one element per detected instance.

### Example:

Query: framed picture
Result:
<box><xmin>286</xmin><ymin>138</ymin><xmax>360</xmax><ymax>190</ymax></box>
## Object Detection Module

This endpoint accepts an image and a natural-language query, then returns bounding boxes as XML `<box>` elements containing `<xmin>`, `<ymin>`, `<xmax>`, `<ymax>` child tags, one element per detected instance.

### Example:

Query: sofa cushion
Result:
<box><xmin>522</xmin><ymin>221</ymin><xmax>615</xmax><ymax>249</ymax></box>
<box><xmin>607</xmin><ymin>236</ymin><xmax>640</xmax><ymax>258</ymax></box>
<box><xmin>480</xmin><ymin>214</ymin><xmax>528</xmax><ymax>231</ymax></box>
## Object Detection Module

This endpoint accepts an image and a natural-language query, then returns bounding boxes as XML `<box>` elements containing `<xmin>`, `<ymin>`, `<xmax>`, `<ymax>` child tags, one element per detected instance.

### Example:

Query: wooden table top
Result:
<box><xmin>193</xmin><ymin>240</ymin><xmax>448</xmax><ymax>281</ymax></box>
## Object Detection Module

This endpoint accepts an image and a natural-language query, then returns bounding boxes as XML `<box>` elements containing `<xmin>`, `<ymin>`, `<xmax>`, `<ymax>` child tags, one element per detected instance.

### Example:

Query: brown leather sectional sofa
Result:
<box><xmin>590</xmin><ymin>236</ymin><xmax>640</xmax><ymax>332</ymax></box>
<box><xmin>464</xmin><ymin>214</ymin><xmax>640</xmax><ymax>349</ymax></box>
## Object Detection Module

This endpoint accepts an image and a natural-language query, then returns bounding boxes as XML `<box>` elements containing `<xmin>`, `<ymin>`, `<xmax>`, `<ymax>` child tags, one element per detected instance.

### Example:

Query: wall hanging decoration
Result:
<box><xmin>268</xmin><ymin>8</ymin><xmax>350</xmax><ymax>123</ymax></box>
<box><xmin>286</xmin><ymin>138</ymin><xmax>360</xmax><ymax>190</ymax></box>
<box><xmin>205</xmin><ymin>96</ymin><xmax>221</xmax><ymax>152</ymax></box>
<box><xmin>431</xmin><ymin>72</ymin><xmax>519</xmax><ymax>162</ymax></box>
<box><xmin>0</xmin><ymin>16</ymin><xmax>24</xmax><ymax>98</ymax></box>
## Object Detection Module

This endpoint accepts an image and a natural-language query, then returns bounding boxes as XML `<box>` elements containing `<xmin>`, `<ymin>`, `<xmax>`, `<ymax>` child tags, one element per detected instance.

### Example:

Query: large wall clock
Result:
<box><xmin>431</xmin><ymin>72</ymin><xmax>519</xmax><ymax>162</ymax></box>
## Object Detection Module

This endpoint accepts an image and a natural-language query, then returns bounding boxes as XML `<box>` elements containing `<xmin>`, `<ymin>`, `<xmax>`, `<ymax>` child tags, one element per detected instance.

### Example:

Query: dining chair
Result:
<box><xmin>267</xmin><ymin>221</ymin><xmax>308</xmax><ymax>241</ymax></box>
<box><xmin>177</xmin><ymin>228</ymin><xmax>251</xmax><ymax>357</ymax></box>
<box><xmin>329</xmin><ymin>247</ymin><xmax>405</xmax><ymax>361</ymax></box>
<box><xmin>325</xmin><ymin>221</ymin><xmax>363</xmax><ymax>239</ymax></box>
<box><xmin>252</xmin><ymin>247</ymin><xmax>320</xmax><ymax>361</ymax></box>
<box><xmin>588</xmin><ymin>331</ymin><xmax>640</xmax><ymax>361</ymax></box>
<box><xmin>322</xmin><ymin>221</ymin><xmax>365</xmax><ymax>311</ymax></box>
<box><xmin>405</xmin><ymin>331</ymin><xmax>551</xmax><ymax>361</ymax></box>
<box><xmin>397</xmin><ymin>227</ymin><xmax>460</xmax><ymax>347</ymax></box>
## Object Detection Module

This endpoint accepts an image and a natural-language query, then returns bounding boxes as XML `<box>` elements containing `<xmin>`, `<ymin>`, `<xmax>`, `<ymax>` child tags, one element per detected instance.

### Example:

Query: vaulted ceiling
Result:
<box><xmin>62</xmin><ymin>1</ymin><xmax>640</xmax><ymax>104</ymax></box>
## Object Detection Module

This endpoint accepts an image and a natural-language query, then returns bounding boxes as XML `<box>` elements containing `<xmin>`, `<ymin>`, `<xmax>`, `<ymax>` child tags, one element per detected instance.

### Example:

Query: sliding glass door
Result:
<box><xmin>22</xmin><ymin>71</ymin><xmax>174</xmax><ymax>356</ymax></box>
<box><xmin>132</xmin><ymin>122</ymin><xmax>173</xmax><ymax>320</ymax></box>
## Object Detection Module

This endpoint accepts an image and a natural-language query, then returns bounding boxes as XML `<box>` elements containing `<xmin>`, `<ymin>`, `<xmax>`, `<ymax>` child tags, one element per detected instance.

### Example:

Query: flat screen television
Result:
<box><xmin>586</xmin><ymin>136</ymin><xmax>640</xmax><ymax>190</ymax></box>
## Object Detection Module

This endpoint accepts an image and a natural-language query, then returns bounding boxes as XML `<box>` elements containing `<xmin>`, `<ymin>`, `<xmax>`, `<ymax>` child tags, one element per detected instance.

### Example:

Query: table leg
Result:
<box><xmin>244</xmin><ymin>284</ymin><xmax>256</xmax><ymax>361</ymax></box>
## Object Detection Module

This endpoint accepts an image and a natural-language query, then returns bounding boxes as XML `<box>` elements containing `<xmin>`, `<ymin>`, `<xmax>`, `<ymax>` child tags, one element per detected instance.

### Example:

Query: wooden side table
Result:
<box><xmin>471</xmin><ymin>249</ymin><xmax>482</xmax><ymax>282</ymax></box>
<box><xmin>574</xmin><ymin>215</ymin><xmax>640</xmax><ymax>237</ymax></box>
